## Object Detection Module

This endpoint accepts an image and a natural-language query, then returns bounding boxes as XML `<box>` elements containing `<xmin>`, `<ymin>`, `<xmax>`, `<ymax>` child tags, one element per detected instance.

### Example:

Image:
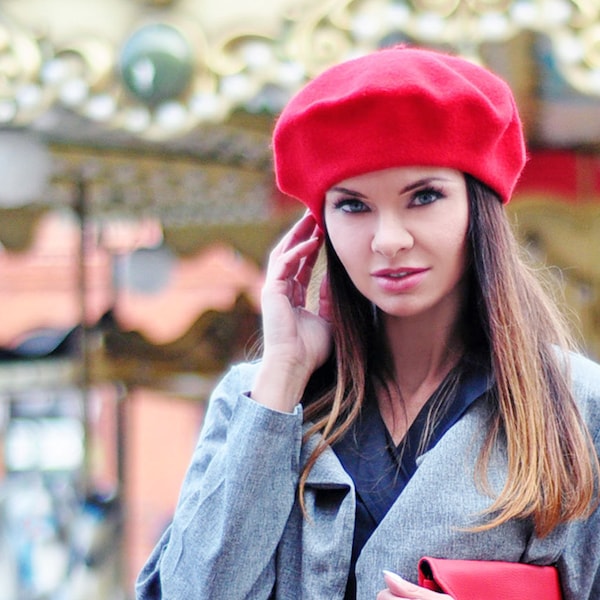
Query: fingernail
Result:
<box><xmin>382</xmin><ymin>569</ymin><xmax>406</xmax><ymax>584</ymax></box>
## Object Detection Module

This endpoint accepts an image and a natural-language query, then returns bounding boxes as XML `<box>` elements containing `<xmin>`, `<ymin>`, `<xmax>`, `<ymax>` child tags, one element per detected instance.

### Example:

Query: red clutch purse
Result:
<box><xmin>418</xmin><ymin>556</ymin><xmax>563</xmax><ymax>599</ymax></box>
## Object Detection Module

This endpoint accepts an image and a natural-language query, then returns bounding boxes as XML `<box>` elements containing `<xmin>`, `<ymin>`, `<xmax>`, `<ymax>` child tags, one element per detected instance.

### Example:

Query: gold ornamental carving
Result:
<box><xmin>0</xmin><ymin>0</ymin><xmax>600</xmax><ymax>138</ymax></box>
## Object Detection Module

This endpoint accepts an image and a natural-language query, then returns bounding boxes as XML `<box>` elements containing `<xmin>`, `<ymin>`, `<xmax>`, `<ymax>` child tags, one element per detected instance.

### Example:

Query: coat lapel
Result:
<box><xmin>354</xmin><ymin>397</ymin><xmax>534</xmax><ymax>599</ymax></box>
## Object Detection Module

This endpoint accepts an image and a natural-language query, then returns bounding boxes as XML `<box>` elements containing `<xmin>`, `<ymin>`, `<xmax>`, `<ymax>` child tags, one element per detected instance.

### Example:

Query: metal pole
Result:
<box><xmin>74</xmin><ymin>175</ymin><xmax>92</xmax><ymax>492</ymax></box>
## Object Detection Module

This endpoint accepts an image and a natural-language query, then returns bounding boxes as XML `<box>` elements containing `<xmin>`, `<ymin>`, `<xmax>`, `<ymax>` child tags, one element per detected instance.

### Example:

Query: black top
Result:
<box><xmin>332</xmin><ymin>358</ymin><xmax>493</xmax><ymax>599</ymax></box>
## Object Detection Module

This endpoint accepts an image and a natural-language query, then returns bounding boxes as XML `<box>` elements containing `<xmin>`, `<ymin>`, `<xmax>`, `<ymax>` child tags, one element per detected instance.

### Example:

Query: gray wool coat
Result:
<box><xmin>136</xmin><ymin>351</ymin><xmax>600</xmax><ymax>600</ymax></box>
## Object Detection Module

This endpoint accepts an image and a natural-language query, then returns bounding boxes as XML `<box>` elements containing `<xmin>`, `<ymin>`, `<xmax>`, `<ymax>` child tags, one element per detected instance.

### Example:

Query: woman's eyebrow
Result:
<box><xmin>327</xmin><ymin>186</ymin><xmax>367</xmax><ymax>197</ymax></box>
<box><xmin>399</xmin><ymin>177</ymin><xmax>451</xmax><ymax>194</ymax></box>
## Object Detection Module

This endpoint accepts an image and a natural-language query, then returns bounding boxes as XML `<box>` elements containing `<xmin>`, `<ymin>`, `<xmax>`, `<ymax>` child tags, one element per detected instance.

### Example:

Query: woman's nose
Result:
<box><xmin>370</xmin><ymin>216</ymin><xmax>414</xmax><ymax>257</ymax></box>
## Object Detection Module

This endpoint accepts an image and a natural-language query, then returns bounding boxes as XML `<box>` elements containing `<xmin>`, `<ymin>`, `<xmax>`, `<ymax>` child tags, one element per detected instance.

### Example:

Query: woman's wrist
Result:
<box><xmin>251</xmin><ymin>357</ymin><xmax>312</xmax><ymax>413</ymax></box>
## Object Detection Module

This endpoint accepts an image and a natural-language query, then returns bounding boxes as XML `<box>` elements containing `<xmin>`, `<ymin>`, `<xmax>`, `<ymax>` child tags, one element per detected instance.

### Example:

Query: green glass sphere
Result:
<box><xmin>119</xmin><ymin>23</ymin><xmax>194</xmax><ymax>105</ymax></box>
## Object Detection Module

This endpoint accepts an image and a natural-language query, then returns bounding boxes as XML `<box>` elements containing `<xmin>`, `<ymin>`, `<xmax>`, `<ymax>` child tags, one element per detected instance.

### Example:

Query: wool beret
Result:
<box><xmin>272</xmin><ymin>46</ymin><xmax>526</xmax><ymax>227</ymax></box>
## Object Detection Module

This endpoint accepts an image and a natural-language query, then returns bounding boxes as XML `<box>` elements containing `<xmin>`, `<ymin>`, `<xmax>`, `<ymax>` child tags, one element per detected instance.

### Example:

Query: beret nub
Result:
<box><xmin>272</xmin><ymin>46</ymin><xmax>526</xmax><ymax>227</ymax></box>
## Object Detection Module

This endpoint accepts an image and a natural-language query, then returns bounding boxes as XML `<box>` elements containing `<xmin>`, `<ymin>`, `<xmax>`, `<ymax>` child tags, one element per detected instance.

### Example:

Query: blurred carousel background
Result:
<box><xmin>1</xmin><ymin>0</ymin><xmax>600</xmax><ymax>598</ymax></box>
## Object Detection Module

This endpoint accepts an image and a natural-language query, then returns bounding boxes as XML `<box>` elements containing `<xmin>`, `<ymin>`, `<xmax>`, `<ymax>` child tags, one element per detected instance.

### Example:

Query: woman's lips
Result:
<box><xmin>371</xmin><ymin>267</ymin><xmax>429</xmax><ymax>292</ymax></box>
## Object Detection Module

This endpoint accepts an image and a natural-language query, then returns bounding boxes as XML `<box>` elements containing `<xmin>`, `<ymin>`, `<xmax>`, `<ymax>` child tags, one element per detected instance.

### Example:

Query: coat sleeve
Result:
<box><xmin>557</xmin><ymin>353</ymin><xmax>600</xmax><ymax>599</ymax></box>
<box><xmin>555</xmin><ymin>423</ymin><xmax>600</xmax><ymax>600</ymax></box>
<box><xmin>135</xmin><ymin>363</ymin><xmax>304</xmax><ymax>600</ymax></box>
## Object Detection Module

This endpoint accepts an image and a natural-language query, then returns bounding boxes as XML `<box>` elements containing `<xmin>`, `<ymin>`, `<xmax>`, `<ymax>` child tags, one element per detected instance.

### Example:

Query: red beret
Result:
<box><xmin>273</xmin><ymin>46</ymin><xmax>526</xmax><ymax>227</ymax></box>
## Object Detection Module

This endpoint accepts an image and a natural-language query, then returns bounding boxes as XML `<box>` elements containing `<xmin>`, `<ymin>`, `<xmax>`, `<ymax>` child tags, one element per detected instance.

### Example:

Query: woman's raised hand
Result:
<box><xmin>251</xmin><ymin>213</ymin><xmax>333</xmax><ymax>412</ymax></box>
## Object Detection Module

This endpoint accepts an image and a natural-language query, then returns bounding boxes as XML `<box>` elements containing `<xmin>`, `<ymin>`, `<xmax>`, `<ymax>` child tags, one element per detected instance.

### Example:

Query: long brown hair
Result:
<box><xmin>298</xmin><ymin>175</ymin><xmax>599</xmax><ymax>537</ymax></box>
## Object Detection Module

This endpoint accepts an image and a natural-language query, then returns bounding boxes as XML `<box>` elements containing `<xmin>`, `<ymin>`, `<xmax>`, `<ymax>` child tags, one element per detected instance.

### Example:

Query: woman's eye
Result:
<box><xmin>334</xmin><ymin>198</ymin><xmax>368</xmax><ymax>213</ymax></box>
<box><xmin>410</xmin><ymin>187</ymin><xmax>444</xmax><ymax>207</ymax></box>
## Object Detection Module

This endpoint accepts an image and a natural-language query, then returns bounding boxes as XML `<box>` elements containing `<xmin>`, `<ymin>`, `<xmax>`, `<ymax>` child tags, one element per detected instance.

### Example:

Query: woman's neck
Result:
<box><xmin>384</xmin><ymin>303</ymin><xmax>464</xmax><ymax>379</ymax></box>
<box><xmin>377</xmin><ymin>310</ymin><xmax>465</xmax><ymax>444</ymax></box>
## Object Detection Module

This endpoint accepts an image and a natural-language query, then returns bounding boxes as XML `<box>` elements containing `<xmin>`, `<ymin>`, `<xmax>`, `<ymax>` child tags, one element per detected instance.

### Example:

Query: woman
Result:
<box><xmin>136</xmin><ymin>46</ymin><xmax>600</xmax><ymax>600</ymax></box>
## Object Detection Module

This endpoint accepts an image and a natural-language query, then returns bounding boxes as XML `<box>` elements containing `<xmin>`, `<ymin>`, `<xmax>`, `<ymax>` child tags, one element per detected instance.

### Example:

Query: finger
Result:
<box><xmin>266</xmin><ymin>212</ymin><xmax>320</xmax><ymax>286</ymax></box>
<box><xmin>266</xmin><ymin>236</ymin><xmax>322</xmax><ymax>285</ymax></box>
<box><xmin>382</xmin><ymin>570</ymin><xmax>437</xmax><ymax>599</ymax></box>
<box><xmin>295</xmin><ymin>230</ymin><xmax>323</xmax><ymax>288</ymax></box>
<box><xmin>271</xmin><ymin>212</ymin><xmax>318</xmax><ymax>258</ymax></box>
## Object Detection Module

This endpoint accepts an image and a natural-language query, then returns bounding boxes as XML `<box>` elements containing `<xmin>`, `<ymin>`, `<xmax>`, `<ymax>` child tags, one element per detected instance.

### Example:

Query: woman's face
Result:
<box><xmin>323</xmin><ymin>166</ymin><xmax>470</xmax><ymax>321</ymax></box>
